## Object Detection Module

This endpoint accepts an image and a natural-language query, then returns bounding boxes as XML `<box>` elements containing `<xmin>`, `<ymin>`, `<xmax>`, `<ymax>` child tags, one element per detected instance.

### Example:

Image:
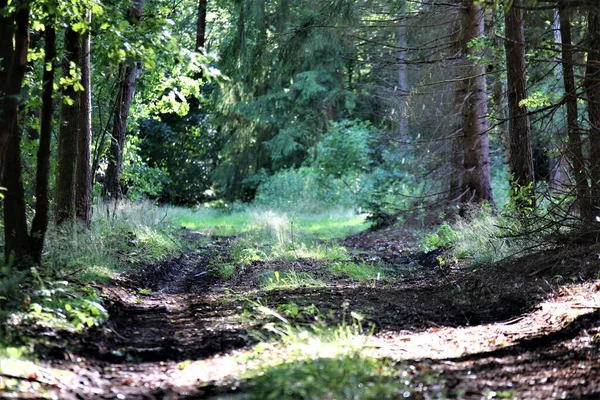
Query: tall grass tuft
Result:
<box><xmin>43</xmin><ymin>201</ymin><xmax>181</xmax><ymax>281</ymax></box>
<box><xmin>450</xmin><ymin>206</ymin><xmax>531</xmax><ymax>265</ymax></box>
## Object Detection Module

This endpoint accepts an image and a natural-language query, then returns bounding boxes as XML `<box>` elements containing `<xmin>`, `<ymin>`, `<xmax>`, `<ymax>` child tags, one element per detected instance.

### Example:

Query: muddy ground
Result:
<box><xmin>3</xmin><ymin>227</ymin><xmax>600</xmax><ymax>399</ymax></box>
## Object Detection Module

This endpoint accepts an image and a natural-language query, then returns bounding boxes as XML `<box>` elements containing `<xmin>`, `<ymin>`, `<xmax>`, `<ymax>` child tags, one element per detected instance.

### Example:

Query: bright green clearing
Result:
<box><xmin>168</xmin><ymin>207</ymin><xmax>368</xmax><ymax>240</ymax></box>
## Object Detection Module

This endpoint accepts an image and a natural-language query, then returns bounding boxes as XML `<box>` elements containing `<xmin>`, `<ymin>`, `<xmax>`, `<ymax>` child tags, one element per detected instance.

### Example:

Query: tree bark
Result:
<box><xmin>585</xmin><ymin>6</ymin><xmax>600</xmax><ymax>217</ymax></box>
<box><xmin>459</xmin><ymin>0</ymin><xmax>494</xmax><ymax>204</ymax></box>
<box><xmin>30</xmin><ymin>24</ymin><xmax>56</xmax><ymax>263</ymax></box>
<box><xmin>397</xmin><ymin>17</ymin><xmax>409</xmax><ymax>139</ymax></box>
<box><xmin>1</xmin><ymin>2</ymin><xmax>32</xmax><ymax>264</ymax></box>
<box><xmin>76</xmin><ymin>10</ymin><xmax>93</xmax><ymax>227</ymax></box>
<box><xmin>504</xmin><ymin>0</ymin><xmax>535</xmax><ymax>206</ymax></box>
<box><xmin>195</xmin><ymin>0</ymin><xmax>207</xmax><ymax>51</ymax></box>
<box><xmin>55</xmin><ymin>28</ymin><xmax>82</xmax><ymax>226</ymax></box>
<box><xmin>0</xmin><ymin>0</ymin><xmax>14</xmax><ymax>180</ymax></box>
<box><xmin>103</xmin><ymin>64</ymin><xmax>138</xmax><ymax>201</ymax></box>
<box><xmin>103</xmin><ymin>0</ymin><xmax>143</xmax><ymax>201</ymax></box>
<box><xmin>559</xmin><ymin>4</ymin><xmax>591</xmax><ymax>221</ymax></box>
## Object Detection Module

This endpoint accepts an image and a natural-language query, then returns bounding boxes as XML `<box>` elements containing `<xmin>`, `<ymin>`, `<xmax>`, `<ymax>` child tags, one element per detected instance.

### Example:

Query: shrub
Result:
<box><xmin>421</xmin><ymin>224</ymin><xmax>457</xmax><ymax>253</ymax></box>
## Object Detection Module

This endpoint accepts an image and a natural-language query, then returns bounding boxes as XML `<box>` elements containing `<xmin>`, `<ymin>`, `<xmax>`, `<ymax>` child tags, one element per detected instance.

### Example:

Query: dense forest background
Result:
<box><xmin>3</xmin><ymin>0</ymin><xmax>600</xmax><ymax>265</ymax></box>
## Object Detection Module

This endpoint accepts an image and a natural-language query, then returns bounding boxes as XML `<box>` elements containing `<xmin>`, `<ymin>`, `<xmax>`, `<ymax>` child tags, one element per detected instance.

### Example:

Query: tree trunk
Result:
<box><xmin>1</xmin><ymin>3</ymin><xmax>32</xmax><ymax>264</ymax></box>
<box><xmin>195</xmin><ymin>0</ymin><xmax>207</xmax><ymax>51</ymax></box>
<box><xmin>585</xmin><ymin>6</ymin><xmax>600</xmax><ymax>217</ymax></box>
<box><xmin>549</xmin><ymin>9</ymin><xmax>569</xmax><ymax>192</ymax></box>
<box><xmin>103</xmin><ymin>0</ymin><xmax>143</xmax><ymax>201</ymax></box>
<box><xmin>76</xmin><ymin>10</ymin><xmax>93</xmax><ymax>227</ymax></box>
<box><xmin>459</xmin><ymin>0</ymin><xmax>494</xmax><ymax>204</ymax></box>
<box><xmin>559</xmin><ymin>4</ymin><xmax>591</xmax><ymax>221</ymax></box>
<box><xmin>504</xmin><ymin>0</ymin><xmax>535</xmax><ymax>207</ymax></box>
<box><xmin>0</xmin><ymin>0</ymin><xmax>14</xmax><ymax>179</ymax></box>
<box><xmin>55</xmin><ymin>28</ymin><xmax>81</xmax><ymax>226</ymax></box>
<box><xmin>397</xmin><ymin>17</ymin><xmax>409</xmax><ymax>139</ymax></box>
<box><xmin>103</xmin><ymin>64</ymin><xmax>138</xmax><ymax>201</ymax></box>
<box><xmin>30</xmin><ymin>24</ymin><xmax>56</xmax><ymax>263</ymax></box>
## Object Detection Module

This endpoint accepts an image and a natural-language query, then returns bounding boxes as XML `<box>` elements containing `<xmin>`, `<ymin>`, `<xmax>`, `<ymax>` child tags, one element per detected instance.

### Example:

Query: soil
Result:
<box><xmin>3</xmin><ymin>227</ymin><xmax>600</xmax><ymax>399</ymax></box>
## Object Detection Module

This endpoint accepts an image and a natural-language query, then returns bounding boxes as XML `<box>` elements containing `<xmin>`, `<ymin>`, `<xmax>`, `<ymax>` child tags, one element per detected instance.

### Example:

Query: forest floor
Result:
<box><xmin>2</xmin><ymin>221</ymin><xmax>600</xmax><ymax>399</ymax></box>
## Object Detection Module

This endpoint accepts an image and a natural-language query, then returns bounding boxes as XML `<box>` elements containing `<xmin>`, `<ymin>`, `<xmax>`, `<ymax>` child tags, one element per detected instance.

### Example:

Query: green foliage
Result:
<box><xmin>421</xmin><ymin>224</ymin><xmax>457</xmax><ymax>253</ymax></box>
<box><xmin>121</xmin><ymin>137</ymin><xmax>169</xmax><ymax>201</ymax></box>
<box><xmin>137</xmin><ymin>96</ymin><xmax>220</xmax><ymax>204</ymax></box>
<box><xmin>212</xmin><ymin>0</ymin><xmax>359</xmax><ymax>199</ymax></box>
<box><xmin>255</xmin><ymin>120</ymin><xmax>377</xmax><ymax>212</ymax></box>
<box><xmin>242</xmin><ymin>354</ymin><xmax>415</xmax><ymax>400</ymax></box>
<box><xmin>255</xmin><ymin>167</ymin><xmax>356</xmax><ymax>212</ymax></box>
<box><xmin>314</xmin><ymin>120</ymin><xmax>373</xmax><ymax>179</ymax></box>
<box><xmin>213</xmin><ymin>263</ymin><xmax>236</xmax><ymax>279</ymax></box>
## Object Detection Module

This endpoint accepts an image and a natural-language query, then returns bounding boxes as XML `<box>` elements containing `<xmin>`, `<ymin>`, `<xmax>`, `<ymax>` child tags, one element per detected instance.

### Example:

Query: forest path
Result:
<box><xmin>20</xmin><ymin>227</ymin><xmax>600</xmax><ymax>399</ymax></box>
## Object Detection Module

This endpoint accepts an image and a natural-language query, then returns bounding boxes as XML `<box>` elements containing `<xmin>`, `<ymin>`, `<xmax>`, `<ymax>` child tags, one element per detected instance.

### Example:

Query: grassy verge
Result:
<box><xmin>230</xmin><ymin>306</ymin><xmax>440</xmax><ymax>399</ymax></box>
<box><xmin>0</xmin><ymin>201</ymin><xmax>185</xmax><ymax>366</ymax></box>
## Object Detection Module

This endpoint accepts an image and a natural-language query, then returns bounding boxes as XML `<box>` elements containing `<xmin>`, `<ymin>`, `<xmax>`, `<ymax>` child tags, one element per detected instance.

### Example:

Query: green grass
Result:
<box><xmin>167</xmin><ymin>206</ymin><xmax>368</xmax><ymax>240</ymax></box>
<box><xmin>234</xmin><ymin>307</ymin><xmax>438</xmax><ymax>399</ymax></box>
<box><xmin>179</xmin><ymin>207</ymin><xmax>365</xmax><ymax>264</ymax></box>
<box><xmin>240</xmin><ymin>354</ymin><xmax>416</xmax><ymax>399</ymax></box>
<box><xmin>168</xmin><ymin>207</ymin><xmax>253</xmax><ymax>236</ymax></box>
<box><xmin>259</xmin><ymin>270</ymin><xmax>326</xmax><ymax>290</ymax></box>
<box><xmin>327</xmin><ymin>261</ymin><xmax>389</xmax><ymax>282</ymax></box>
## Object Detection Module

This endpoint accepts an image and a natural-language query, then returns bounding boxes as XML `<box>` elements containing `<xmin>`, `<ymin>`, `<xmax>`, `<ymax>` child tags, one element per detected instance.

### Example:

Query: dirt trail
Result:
<box><xmin>10</xmin><ymin>228</ymin><xmax>600</xmax><ymax>399</ymax></box>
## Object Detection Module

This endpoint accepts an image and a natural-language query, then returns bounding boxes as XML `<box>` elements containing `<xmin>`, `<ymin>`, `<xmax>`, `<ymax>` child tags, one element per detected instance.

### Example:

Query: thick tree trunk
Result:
<box><xmin>55</xmin><ymin>28</ymin><xmax>82</xmax><ymax>226</ymax></box>
<box><xmin>504</xmin><ymin>0</ymin><xmax>535</xmax><ymax>206</ymax></box>
<box><xmin>1</xmin><ymin>3</ymin><xmax>32</xmax><ymax>264</ymax></box>
<box><xmin>76</xmin><ymin>11</ymin><xmax>93</xmax><ymax>227</ymax></box>
<box><xmin>459</xmin><ymin>0</ymin><xmax>493</xmax><ymax>204</ymax></box>
<box><xmin>195</xmin><ymin>0</ymin><xmax>207</xmax><ymax>51</ymax></box>
<box><xmin>585</xmin><ymin>6</ymin><xmax>600</xmax><ymax>217</ymax></box>
<box><xmin>0</xmin><ymin>0</ymin><xmax>14</xmax><ymax>179</ymax></box>
<box><xmin>559</xmin><ymin>4</ymin><xmax>591</xmax><ymax>221</ymax></box>
<box><xmin>30</xmin><ymin>25</ymin><xmax>56</xmax><ymax>263</ymax></box>
<box><xmin>103</xmin><ymin>0</ymin><xmax>143</xmax><ymax>201</ymax></box>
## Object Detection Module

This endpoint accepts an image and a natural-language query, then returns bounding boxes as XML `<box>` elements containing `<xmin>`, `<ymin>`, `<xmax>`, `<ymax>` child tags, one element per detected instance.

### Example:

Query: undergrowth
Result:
<box><xmin>236</xmin><ymin>305</ymin><xmax>437</xmax><ymax>399</ymax></box>
<box><xmin>0</xmin><ymin>201</ymin><xmax>182</xmax><ymax>365</ymax></box>
<box><xmin>422</xmin><ymin>205</ymin><xmax>540</xmax><ymax>266</ymax></box>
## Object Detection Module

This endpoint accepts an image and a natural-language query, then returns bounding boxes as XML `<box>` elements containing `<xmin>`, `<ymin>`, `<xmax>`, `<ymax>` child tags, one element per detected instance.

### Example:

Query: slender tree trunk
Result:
<box><xmin>585</xmin><ymin>6</ymin><xmax>600</xmax><ymax>217</ymax></box>
<box><xmin>504</xmin><ymin>0</ymin><xmax>535</xmax><ymax>207</ymax></box>
<box><xmin>30</xmin><ymin>24</ymin><xmax>56</xmax><ymax>263</ymax></box>
<box><xmin>195</xmin><ymin>0</ymin><xmax>207</xmax><ymax>51</ymax></box>
<box><xmin>55</xmin><ymin>28</ymin><xmax>81</xmax><ymax>226</ymax></box>
<box><xmin>76</xmin><ymin>11</ymin><xmax>93</xmax><ymax>227</ymax></box>
<box><xmin>489</xmin><ymin>11</ymin><xmax>510</xmax><ymax>174</ymax></box>
<box><xmin>459</xmin><ymin>0</ymin><xmax>494</xmax><ymax>204</ymax></box>
<box><xmin>397</xmin><ymin>17</ymin><xmax>409</xmax><ymax>139</ymax></box>
<box><xmin>103</xmin><ymin>0</ymin><xmax>143</xmax><ymax>201</ymax></box>
<box><xmin>1</xmin><ymin>3</ymin><xmax>32</xmax><ymax>264</ymax></box>
<box><xmin>103</xmin><ymin>64</ymin><xmax>138</xmax><ymax>201</ymax></box>
<box><xmin>549</xmin><ymin>9</ymin><xmax>569</xmax><ymax>191</ymax></box>
<box><xmin>559</xmin><ymin>4</ymin><xmax>591</xmax><ymax>221</ymax></box>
